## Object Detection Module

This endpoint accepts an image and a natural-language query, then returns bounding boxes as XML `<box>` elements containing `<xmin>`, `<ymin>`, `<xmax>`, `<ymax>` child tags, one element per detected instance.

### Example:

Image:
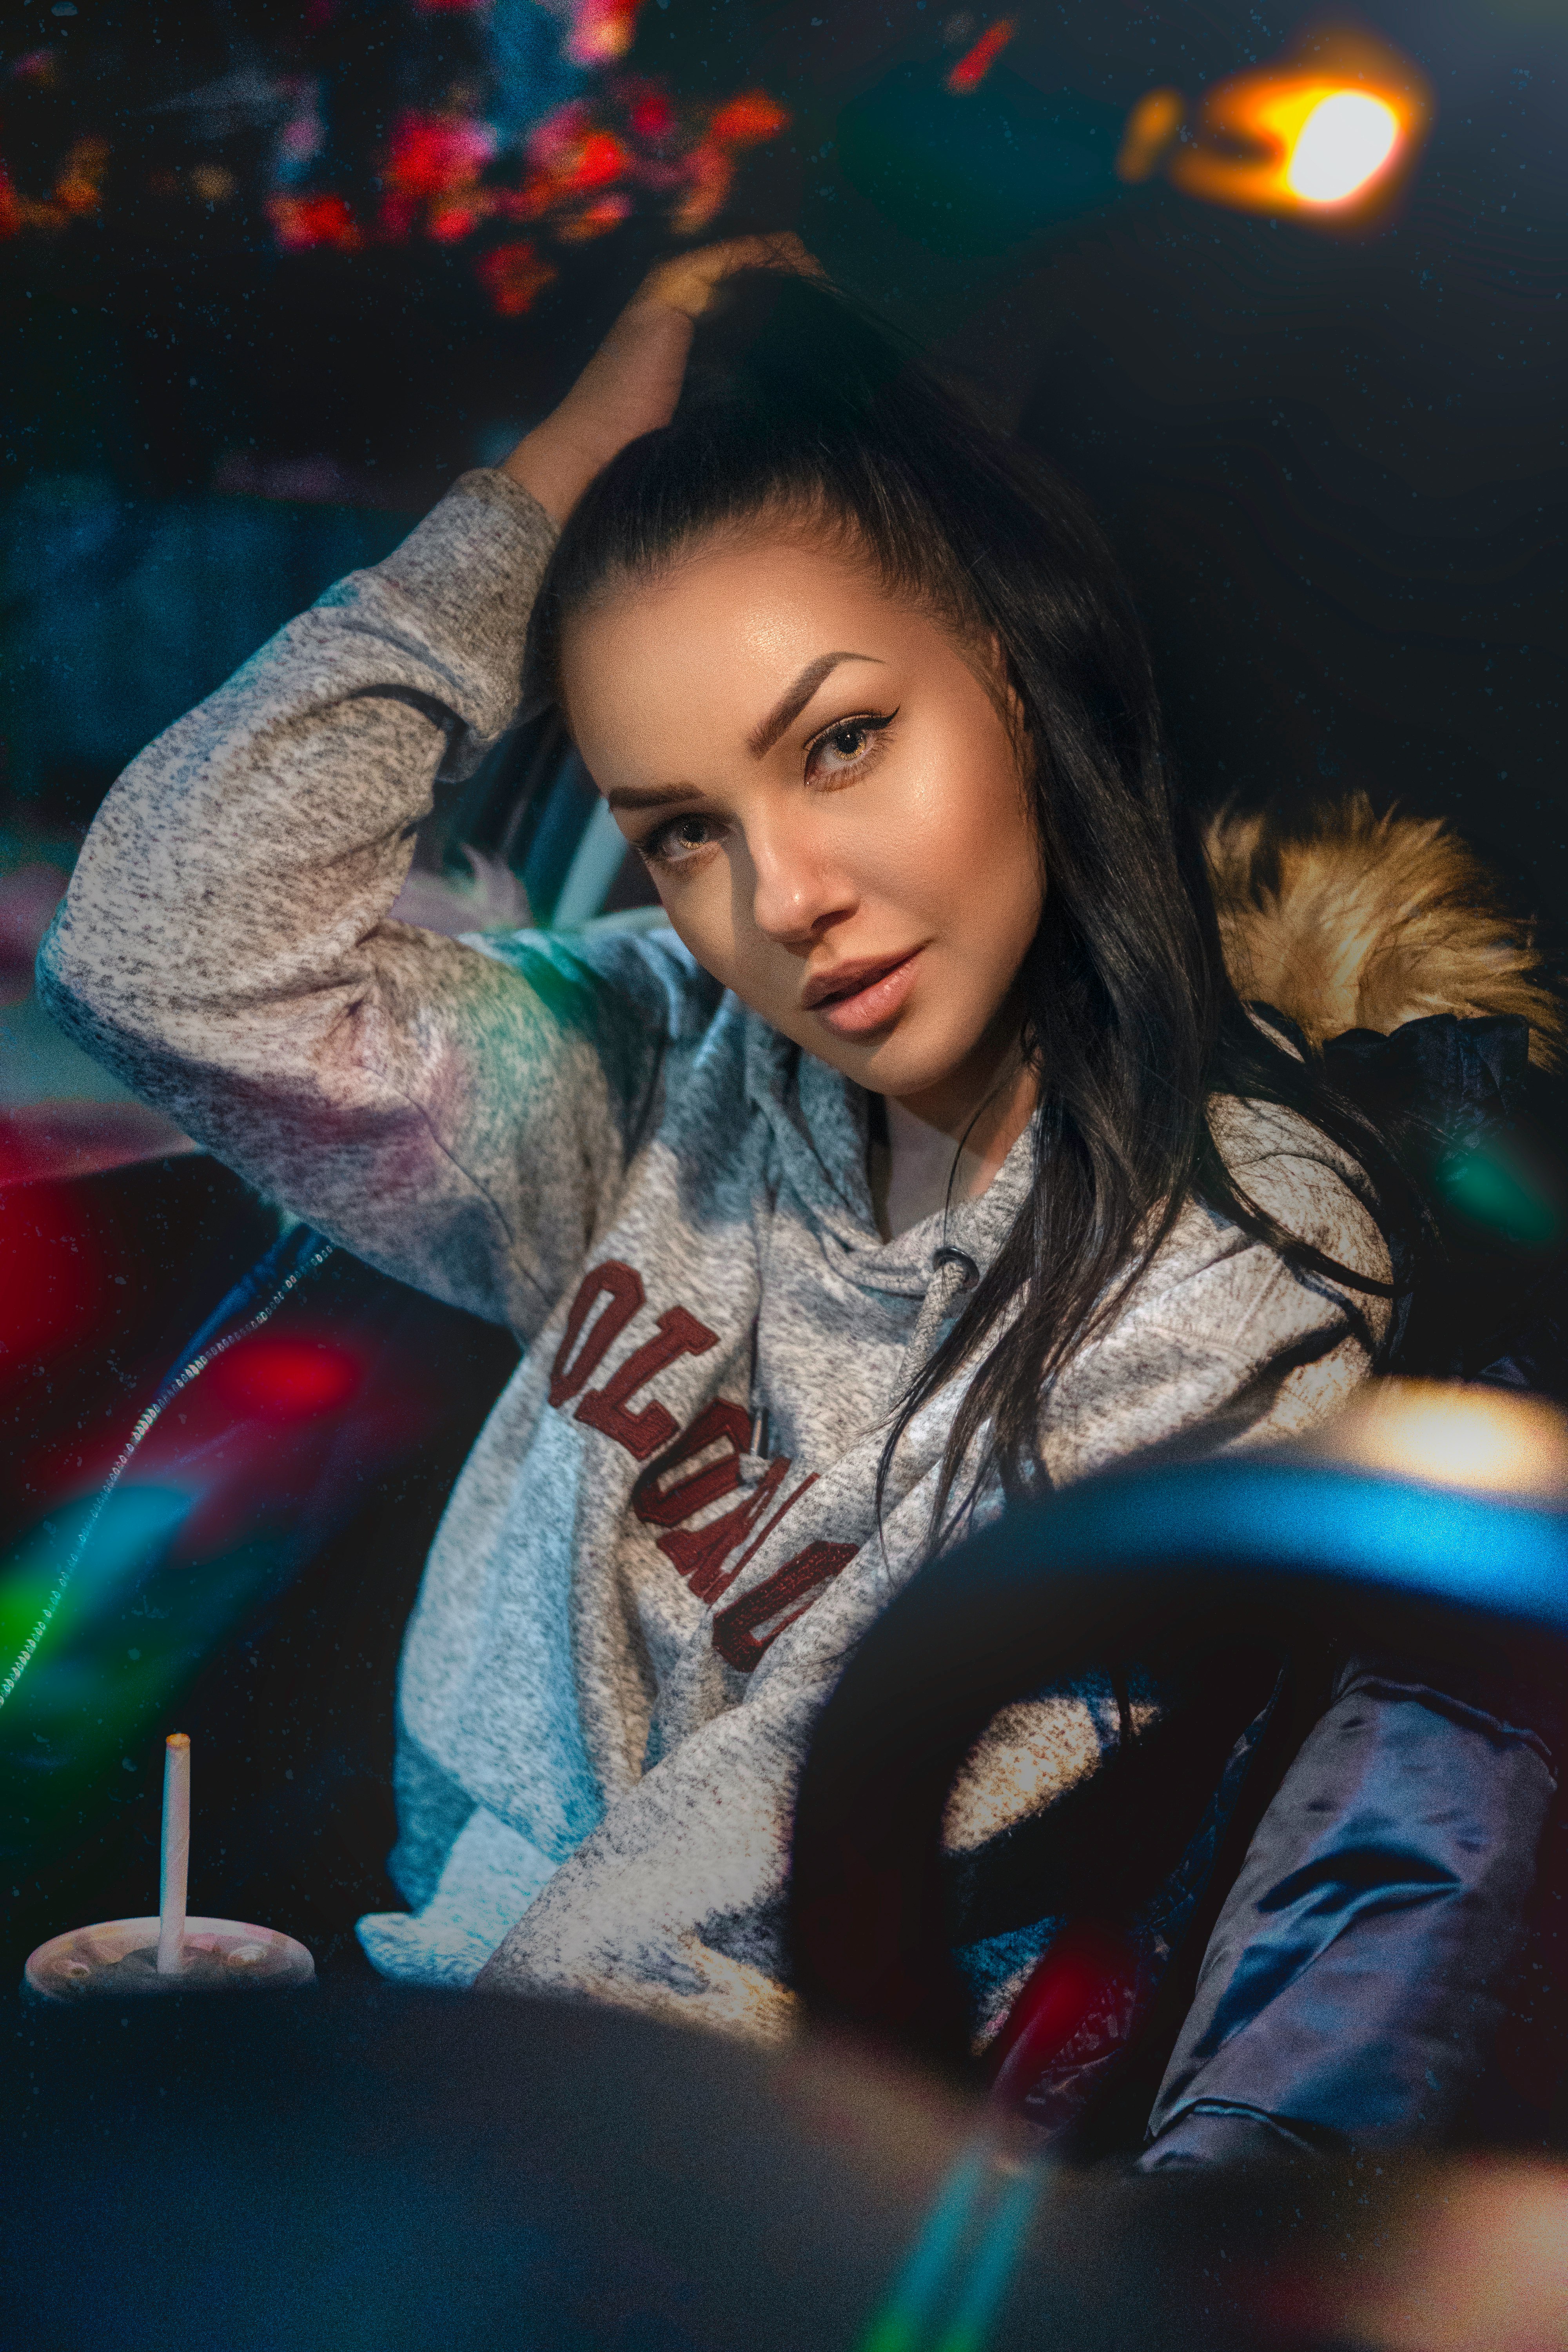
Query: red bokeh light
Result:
<box><xmin>0</xmin><ymin>1181</ymin><xmax>107</xmax><ymax>1376</ymax></box>
<box><xmin>628</xmin><ymin>93</ymin><xmax>675</xmax><ymax>143</ymax></box>
<box><xmin>428</xmin><ymin>201</ymin><xmax>481</xmax><ymax>243</ymax></box>
<box><xmin>475</xmin><ymin>238</ymin><xmax>558</xmax><ymax>316</ymax></box>
<box><xmin>708</xmin><ymin>92</ymin><xmax>789</xmax><ymax>147</ymax></box>
<box><xmin>266</xmin><ymin>193</ymin><xmax>362</xmax><ymax>251</ymax></box>
<box><xmin>527</xmin><ymin>100</ymin><xmax>592</xmax><ymax>167</ymax></box>
<box><xmin>0</xmin><ymin>35</ymin><xmax>789</xmax><ymax>299</ymax></box>
<box><xmin>556</xmin><ymin>193</ymin><xmax>634</xmax><ymax>242</ymax></box>
<box><xmin>207</xmin><ymin>1335</ymin><xmax>363</xmax><ymax>1423</ymax></box>
<box><xmin>946</xmin><ymin>18</ymin><xmax>1015</xmax><ymax>95</ymax></box>
<box><xmin>526</xmin><ymin>113</ymin><xmax>630</xmax><ymax>193</ymax></box>
<box><xmin>385</xmin><ymin>110</ymin><xmax>497</xmax><ymax>200</ymax></box>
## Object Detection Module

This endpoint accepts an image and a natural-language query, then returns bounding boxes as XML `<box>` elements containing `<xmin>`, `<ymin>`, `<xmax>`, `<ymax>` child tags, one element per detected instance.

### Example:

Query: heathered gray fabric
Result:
<box><xmin>39</xmin><ymin>468</ymin><xmax>1392</xmax><ymax>2042</ymax></box>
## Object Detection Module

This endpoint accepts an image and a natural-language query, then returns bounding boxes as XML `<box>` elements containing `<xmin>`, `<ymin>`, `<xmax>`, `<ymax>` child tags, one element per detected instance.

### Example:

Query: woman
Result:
<box><xmin>39</xmin><ymin>241</ymin><xmax>1551</xmax><ymax>2158</ymax></box>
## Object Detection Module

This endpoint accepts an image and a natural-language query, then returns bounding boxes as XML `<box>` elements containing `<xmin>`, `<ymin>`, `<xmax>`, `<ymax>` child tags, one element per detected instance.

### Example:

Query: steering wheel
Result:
<box><xmin>788</xmin><ymin>1382</ymin><xmax>1568</xmax><ymax>2134</ymax></box>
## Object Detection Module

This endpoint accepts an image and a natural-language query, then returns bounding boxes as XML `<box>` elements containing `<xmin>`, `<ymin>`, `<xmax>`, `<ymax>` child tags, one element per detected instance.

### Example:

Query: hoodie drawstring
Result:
<box><xmin>892</xmin><ymin>1244</ymin><xmax>980</xmax><ymax>1399</ymax></box>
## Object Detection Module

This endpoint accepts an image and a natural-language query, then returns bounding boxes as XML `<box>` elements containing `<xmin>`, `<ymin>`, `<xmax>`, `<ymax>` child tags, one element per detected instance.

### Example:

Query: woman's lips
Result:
<box><xmin>806</xmin><ymin>948</ymin><xmax>923</xmax><ymax>1037</ymax></box>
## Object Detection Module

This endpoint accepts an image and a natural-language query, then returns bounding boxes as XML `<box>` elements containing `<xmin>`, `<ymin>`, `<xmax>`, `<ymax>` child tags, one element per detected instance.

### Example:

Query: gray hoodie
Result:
<box><xmin>38</xmin><ymin>467</ymin><xmax>1391</xmax><ymax>2043</ymax></box>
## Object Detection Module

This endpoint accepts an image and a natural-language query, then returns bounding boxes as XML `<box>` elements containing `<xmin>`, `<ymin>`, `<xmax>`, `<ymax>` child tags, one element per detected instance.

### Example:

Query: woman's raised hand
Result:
<box><xmin>502</xmin><ymin>233</ymin><xmax>818</xmax><ymax>526</ymax></box>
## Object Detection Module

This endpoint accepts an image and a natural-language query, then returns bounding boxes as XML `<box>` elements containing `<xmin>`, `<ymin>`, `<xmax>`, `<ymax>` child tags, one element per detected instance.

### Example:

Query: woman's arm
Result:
<box><xmin>38</xmin><ymin>472</ymin><xmax>603</xmax><ymax>1334</ymax></box>
<box><xmin>36</xmin><ymin>238</ymin><xmax>807</xmax><ymax>1335</ymax></box>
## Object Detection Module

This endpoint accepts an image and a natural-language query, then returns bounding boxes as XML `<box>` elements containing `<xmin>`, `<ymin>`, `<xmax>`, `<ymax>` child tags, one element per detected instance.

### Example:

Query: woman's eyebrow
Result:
<box><xmin>604</xmin><ymin>781</ymin><xmax>695</xmax><ymax>812</ymax></box>
<box><xmin>746</xmin><ymin>650</ymin><xmax>885</xmax><ymax>758</ymax></box>
<box><xmin>603</xmin><ymin>650</ymin><xmax>888</xmax><ymax>809</ymax></box>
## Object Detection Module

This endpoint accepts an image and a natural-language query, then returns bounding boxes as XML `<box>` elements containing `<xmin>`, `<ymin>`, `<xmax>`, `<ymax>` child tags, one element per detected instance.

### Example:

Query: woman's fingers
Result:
<box><xmin>500</xmin><ymin>231</ymin><xmax>823</xmax><ymax>523</ymax></box>
<box><xmin>635</xmin><ymin>232</ymin><xmax>824</xmax><ymax>322</ymax></box>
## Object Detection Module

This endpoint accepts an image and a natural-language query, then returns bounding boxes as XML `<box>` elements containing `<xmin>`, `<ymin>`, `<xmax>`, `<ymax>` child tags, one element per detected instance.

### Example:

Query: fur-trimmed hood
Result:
<box><xmin>1207</xmin><ymin>795</ymin><xmax>1564</xmax><ymax>1068</ymax></box>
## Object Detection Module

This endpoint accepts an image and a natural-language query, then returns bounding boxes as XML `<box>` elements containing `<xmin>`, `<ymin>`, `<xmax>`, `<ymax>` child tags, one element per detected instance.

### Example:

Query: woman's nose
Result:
<box><xmin>747</xmin><ymin>817</ymin><xmax>857</xmax><ymax>947</ymax></box>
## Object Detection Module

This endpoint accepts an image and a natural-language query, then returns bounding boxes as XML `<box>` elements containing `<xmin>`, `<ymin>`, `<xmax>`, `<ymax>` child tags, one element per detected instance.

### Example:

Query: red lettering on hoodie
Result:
<box><xmin>555</xmin><ymin>1270</ymin><xmax>858</xmax><ymax>1654</ymax></box>
<box><xmin>633</xmin><ymin>1403</ymin><xmax>813</xmax><ymax>1601</ymax></box>
<box><xmin>711</xmin><ymin>1542</ymin><xmax>860</xmax><ymax>1671</ymax></box>
<box><xmin>632</xmin><ymin>1400</ymin><xmax>753</xmax><ymax>1528</ymax></box>
<box><xmin>576</xmin><ymin>1305</ymin><xmax>719</xmax><ymax>1459</ymax></box>
<box><xmin>549</xmin><ymin>1261</ymin><xmax>645</xmax><ymax>1408</ymax></box>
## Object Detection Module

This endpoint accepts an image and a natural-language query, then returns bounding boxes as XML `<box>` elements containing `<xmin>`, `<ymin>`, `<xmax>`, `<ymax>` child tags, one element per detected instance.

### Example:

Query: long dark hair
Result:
<box><xmin>527</xmin><ymin>268</ymin><xmax>1414</xmax><ymax>1526</ymax></box>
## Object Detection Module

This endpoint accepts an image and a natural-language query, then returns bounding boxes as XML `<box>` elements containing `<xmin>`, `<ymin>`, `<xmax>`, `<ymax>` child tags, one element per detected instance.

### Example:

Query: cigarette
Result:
<box><xmin>156</xmin><ymin>1733</ymin><xmax>191</xmax><ymax>1976</ymax></box>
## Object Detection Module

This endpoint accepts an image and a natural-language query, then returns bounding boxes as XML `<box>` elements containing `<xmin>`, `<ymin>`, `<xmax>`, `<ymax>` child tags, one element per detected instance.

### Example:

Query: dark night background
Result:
<box><xmin>2</xmin><ymin>0</ymin><xmax>1563</xmax><ymax>889</ymax></box>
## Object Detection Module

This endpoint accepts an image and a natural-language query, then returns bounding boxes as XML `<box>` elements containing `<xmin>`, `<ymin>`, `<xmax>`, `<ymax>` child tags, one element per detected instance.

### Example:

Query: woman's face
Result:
<box><xmin>559</xmin><ymin>528</ymin><xmax>1044</xmax><ymax>1127</ymax></box>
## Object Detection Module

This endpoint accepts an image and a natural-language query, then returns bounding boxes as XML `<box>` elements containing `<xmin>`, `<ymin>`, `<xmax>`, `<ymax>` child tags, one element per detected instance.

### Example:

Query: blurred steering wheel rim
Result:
<box><xmin>788</xmin><ymin>1383</ymin><xmax>1568</xmax><ymax>2101</ymax></box>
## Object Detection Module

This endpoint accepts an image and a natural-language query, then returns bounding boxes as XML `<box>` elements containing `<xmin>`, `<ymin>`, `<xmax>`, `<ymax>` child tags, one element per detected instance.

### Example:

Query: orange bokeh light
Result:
<box><xmin>565</xmin><ymin>0</ymin><xmax>643</xmax><ymax>67</ymax></box>
<box><xmin>1119</xmin><ymin>22</ymin><xmax>1432</xmax><ymax>224</ymax></box>
<box><xmin>708</xmin><ymin>92</ymin><xmax>791</xmax><ymax>148</ymax></box>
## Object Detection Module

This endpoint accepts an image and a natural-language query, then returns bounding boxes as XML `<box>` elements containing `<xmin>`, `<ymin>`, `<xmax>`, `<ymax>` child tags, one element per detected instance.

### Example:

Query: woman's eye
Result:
<box><xmin>820</xmin><ymin>724</ymin><xmax>869</xmax><ymax>768</ymax></box>
<box><xmin>644</xmin><ymin>813</ymin><xmax>719</xmax><ymax>867</ymax></box>
<box><xmin>806</xmin><ymin>710</ymin><xmax>896</xmax><ymax>780</ymax></box>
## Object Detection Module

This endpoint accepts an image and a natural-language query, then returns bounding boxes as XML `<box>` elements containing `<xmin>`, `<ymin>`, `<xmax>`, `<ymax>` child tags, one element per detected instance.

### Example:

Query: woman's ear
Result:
<box><xmin>956</xmin><ymin>628</ymin><xmax>1020</xmax><ymax>728</ymax></box>
<box><xmin>984</xmin><ymin>633</ymin><xmax>1030</xmax><ymax>762</ymax></box>
<box><xmin>983</xmin><ymin>637</ymin><xmax>1042</xmax><ymax>884</ymax></box>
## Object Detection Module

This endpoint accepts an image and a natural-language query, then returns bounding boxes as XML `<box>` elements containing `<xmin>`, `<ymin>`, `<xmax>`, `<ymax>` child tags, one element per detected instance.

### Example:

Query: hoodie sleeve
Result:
<box><xmin>36</xmin><ymin>470</ymin><xmax>668</xmax><ymax>1341</ymax></box>
<box><xmin>1138</xmin><ymin>1661</ymin><xmax>1557</xmax><ymax>2167</ymax></box>
<box><xmin>472</xmin><ymin>1664</ymin><xmax>818</xmax><ymax>2042</ymax></box>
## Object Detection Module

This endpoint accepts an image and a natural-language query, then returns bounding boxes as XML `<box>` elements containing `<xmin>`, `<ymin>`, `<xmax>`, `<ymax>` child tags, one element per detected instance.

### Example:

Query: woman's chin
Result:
<box><xmin>802</xmin><ymin>1024</ymin><xmax>987</xmax><ymax>1110</ymax></box>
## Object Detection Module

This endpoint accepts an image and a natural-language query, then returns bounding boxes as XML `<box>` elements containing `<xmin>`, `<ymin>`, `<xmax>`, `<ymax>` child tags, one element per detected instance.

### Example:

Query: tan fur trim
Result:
<box><xmin>1206</xmin><ymin>795</ymin><xmax>1565</xmax><ymax>1069</ymax></box>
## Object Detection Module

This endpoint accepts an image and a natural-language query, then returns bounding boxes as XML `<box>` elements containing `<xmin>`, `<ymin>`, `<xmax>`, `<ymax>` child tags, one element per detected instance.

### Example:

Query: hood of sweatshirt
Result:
<box><xmin>741</xmin><ymin>1005</ymin><xmax>1033</xmax><ymax>1306</ymax></box>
